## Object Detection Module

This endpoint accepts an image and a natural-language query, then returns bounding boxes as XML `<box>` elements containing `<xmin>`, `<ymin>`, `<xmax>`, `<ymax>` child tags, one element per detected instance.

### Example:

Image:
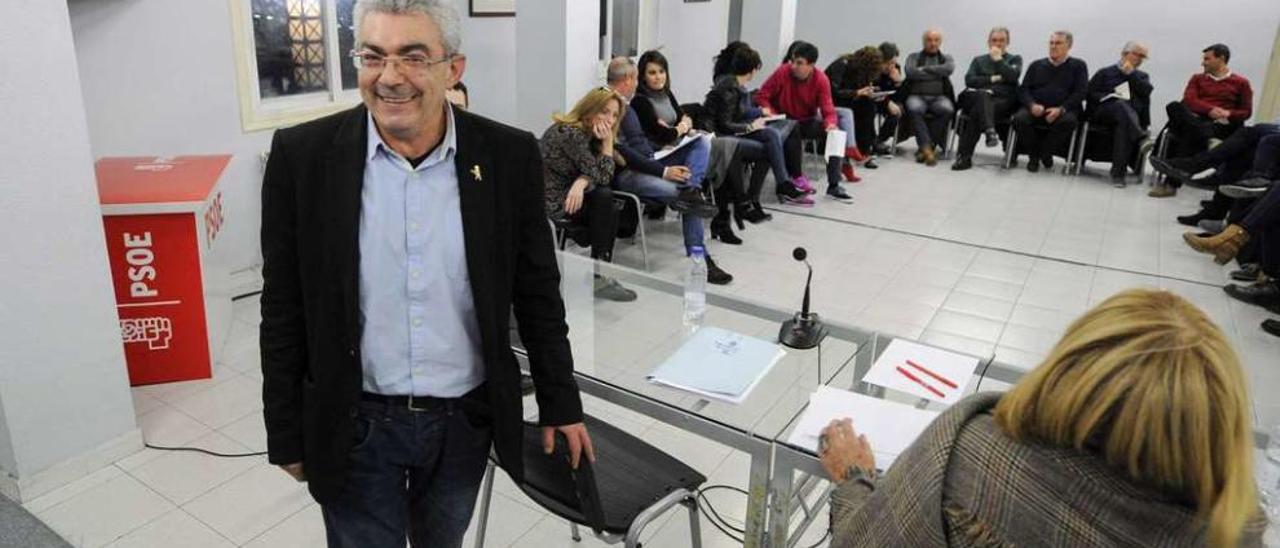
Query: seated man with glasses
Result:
<box><xmin>1085</xmin><ymin>41</ymin><xmax>1153</xmax><ymax>187</ymax></box>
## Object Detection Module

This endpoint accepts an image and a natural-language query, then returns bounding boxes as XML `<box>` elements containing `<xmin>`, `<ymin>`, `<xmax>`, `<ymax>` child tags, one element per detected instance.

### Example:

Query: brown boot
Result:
<box><xmin>922</xmin><ymin>146</ymin><xmax>937</xmax><ymax>166</ymax></box>
<box><xmin>1182</xmin><ymin>224</ymin><xmax>1250</xmax><ymax>264</ymax></box>
<box><xmin>1147</xmin><ymin>183</ymin><xmax>1177</xmax><ymax>198</ymax></box>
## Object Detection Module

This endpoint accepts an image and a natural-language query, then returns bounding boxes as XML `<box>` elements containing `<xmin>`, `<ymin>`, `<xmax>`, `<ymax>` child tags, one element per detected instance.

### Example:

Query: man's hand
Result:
<box><xmin>1045</xmin><ymin>107</ymin><xmax>1063</xmax><ymax>123</ymax></box>
<box><xmin>1120</xmin><ymin>59</ymin><xmax>1135</xmax><ymax>74</ymax></box>
<box><xmin>856</xmin><ymin>85</ymin><xmax>874</xmax><ymax>98</ymax></box>
<box><xmin>748</xmin><ymin>118</ymin><xmax>767</xmax><ymax>132</ymax></box>
<box><xmin>888</xmin><ymin>64</ymin><xmax>903</xmax><ymax>82</ymax></box>
<box><xmin>989</xmin><ymin>46</ymin><xmax>1003</xmax><ymax>61</ymax></box>
<box><xmin>1208</xmin><ymin>107</ymin><xmax>1230</xmax><ymax>120</ymax></box>
<box><xmin>761</xmin><ymin>106</ymin><xmax>775</xmax><ymax>116</ymax></box>
<box><xmin>1030</xmin><ymin>103</ymin><xmax>1046</xmax><ymax>117</ymax></box>
<box><xmin>663</xmin><ymin>166</ymin><xmax>692</xmax><ymax>183</ymax></box>
<box><xmin>280</xmin><ymin>462</ymin><xmax>306</xmax><ymax>482</ymax></box>
<box><xmin>886</xmin><ymin>101</ymin><xmax>902</xmax><ymax>117</ymax></box>
<box><xmin>542</xmin><ymin>423</ymin><xmax>596</xmax><ymax>469</ymax></box>
<box><xmin>819</xmin><ymin>419</ymin><xmax>875</xmax><ymax>483</ymax></box>
<box><xmin>991</xmin><ymin>74</ymin><xmax>1003</xmax><ymax>83</ymax></box>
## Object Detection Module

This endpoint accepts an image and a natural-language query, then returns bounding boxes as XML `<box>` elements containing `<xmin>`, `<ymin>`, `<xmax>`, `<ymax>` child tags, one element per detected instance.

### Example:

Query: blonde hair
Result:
<box><xmin>551</xmin><ymin>88</ymin><xmax>625</xmax><ymax>138</ymax></box>
<box><xmin>994</xmin><ymin>289</ymin><xmax>1256</xmax><ymax>546</ymax></box>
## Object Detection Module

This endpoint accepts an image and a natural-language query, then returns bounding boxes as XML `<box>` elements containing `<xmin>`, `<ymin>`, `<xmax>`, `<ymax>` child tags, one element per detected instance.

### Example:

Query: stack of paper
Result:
<box><xmin>824</xmin><ymin>129</ymin><xmax>848</xmax><ymax>158</ymax></box>
<box><xmin>785</xmin><ymin>386</ymin><xmax>939</xmax><ymax>466</ymax></box>
<box><xmin>653</xmin><ymin>133</ymin><xmax>710</xmax><ymax>161</ymax></box>
<box><xmin>646</xmin><ymin>327</ymin><xmax>786</xmax><ymax>404</ymax></box>
<box><xmin>861</xmin><ymin>339</ymin><xmax>979</xmax><ymax>405</ymax></box>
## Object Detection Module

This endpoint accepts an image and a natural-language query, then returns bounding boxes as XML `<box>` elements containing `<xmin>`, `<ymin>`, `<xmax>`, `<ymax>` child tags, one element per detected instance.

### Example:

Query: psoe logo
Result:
<box><xmin>120</xmin><ymin>317</ymin><xmax>174</xmax><ymax>350</ymax></box>
<box><xmin>204</xmin><ymin>191</ymin><xmax>225</xmax><ymax>247</ymax></box>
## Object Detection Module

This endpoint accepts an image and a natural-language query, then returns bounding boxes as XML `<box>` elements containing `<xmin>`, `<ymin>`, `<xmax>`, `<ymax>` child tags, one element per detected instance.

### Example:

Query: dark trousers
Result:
<box><xmin>904</xmin><ymin>94</ymin><xmax>955</xmax><ymax>150</ymax></box>
<box><xmin>1090</xmin><ymin>101</ymin><xmax>1144</xmax><ymax>177</ymax></box>
<box><xmin>322</xmin><ymin>393</ymin><xmax>493</xmax><ymax>548</ymax></box>
<box><xmin>740</xmin><ymin>120</ymin><xmax>795</xmax><ymax>189</ymax></box>
<box><xmin>567</xmin><ymin>185</ymin><xmax>618</xmax><ymax>261</ymax></box>
<box><xmin>1165</xmin><ymin>101</ymin><xmax>1243</xmax><ymax>158</ymax></box>
<box><xmin>1012</xmin><ymin>108</ymin><xmax>1079</xmax><ymax>162</ymax></box>
<box><xmin>1253</xmin><ymin>133</ymin><xmax>1280</xmax><ymax>178</ymax></box>
<box><xmin>734</xmin><ymin>138</ymin><xmax>774</xmax><ymax>201</ymax></box>
<box><xmin>1240</xmin><ymin>184</ymin><xmax>1280</xmax><ymax>276</ymax></box>
<box><xmin>956</xmin><ymin>90</ymin><xmax>1015</xmax><ymax>158</ymax></box>
<box><xmin>790</xmin><ymin>118</ymin><xmax>843</xmax><ymax>186</ymax></box>
<box><xmin>848</xmin><ymin>98</ymin><xmax>900</xmax><ymax>151</ymax></box>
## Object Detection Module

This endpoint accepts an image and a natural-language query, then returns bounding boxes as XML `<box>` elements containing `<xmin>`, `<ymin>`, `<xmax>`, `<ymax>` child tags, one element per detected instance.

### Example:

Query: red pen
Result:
<box><xmin>896</xmin><ymin>366</ymin><xmax>946</xmax><ymax>399</ymax></box>
<box><xmin>906</xmin><ymin>359</ymin><xmax>958</xmax><ymax>389</ymax></box>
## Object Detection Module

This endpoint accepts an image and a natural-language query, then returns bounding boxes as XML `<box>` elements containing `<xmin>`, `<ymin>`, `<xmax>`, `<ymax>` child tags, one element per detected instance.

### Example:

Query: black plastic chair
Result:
<box><xmin>1002</xmin><ymin>119</ymin><xmax>1081</xmax><ymax>175</ymax></box>
<box><xmin>472</xmin><ymin>414</ymin><xmax>706</xmax><ymax>547</ymax></box>
<box><xmin>891</xmin><ymin>109</ymin><xmax>955</xmax><ymax>157</ymax></box>
<box><xmin>1072</xmin><ymin>120</ymin><xmax>1153</xmax><ymax>178</ymax></box>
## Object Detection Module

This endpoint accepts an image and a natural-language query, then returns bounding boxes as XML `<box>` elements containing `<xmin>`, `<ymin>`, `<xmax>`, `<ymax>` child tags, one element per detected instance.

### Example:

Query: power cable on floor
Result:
<box><xmin>144</xmin><ymin>443</ymin><xmax>267</xmax><ymax>458</ymax></box>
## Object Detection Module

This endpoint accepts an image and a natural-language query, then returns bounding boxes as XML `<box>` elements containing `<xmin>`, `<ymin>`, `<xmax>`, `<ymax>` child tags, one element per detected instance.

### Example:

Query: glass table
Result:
<box><xmin>518</xmin><ymin>252</ymin><xmax>1027</xmax><ymax>547</ymax></box>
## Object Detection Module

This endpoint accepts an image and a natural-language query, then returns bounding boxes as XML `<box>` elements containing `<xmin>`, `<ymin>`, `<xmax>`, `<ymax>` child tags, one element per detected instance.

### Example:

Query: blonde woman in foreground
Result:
<box><xmin>821</xmin><ymin>288</ymin><xmax>1266</xmax><ymax>547</ymax></box>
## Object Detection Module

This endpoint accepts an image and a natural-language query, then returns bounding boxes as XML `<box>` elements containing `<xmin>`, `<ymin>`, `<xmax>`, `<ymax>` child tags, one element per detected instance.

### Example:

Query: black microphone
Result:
<box><xmin>779</xmin><ymin>247</ymin><xmax>827</xmax><ymax>350</ymax></box>
<box><xmin>793</xmin><ymin>247</ymin><xmax>812</xmax><ymax>318</ymax></box>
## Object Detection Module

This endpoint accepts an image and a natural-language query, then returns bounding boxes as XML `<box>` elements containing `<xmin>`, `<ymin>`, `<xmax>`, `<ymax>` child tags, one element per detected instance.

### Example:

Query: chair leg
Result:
<box><xmin>1074</xmin><ymin>124</ymin><xmax>1089</xmax><ymax>176</ymax></box>
<box><xmin>1063</xmin><ymin>127</ymin><xmax>1078</xmax><ymax>176</ymax></box>
<box><xmin>473</xmin><ymin>461</ymin><xmax>496</xmax><ymax>548</ymax></box>
<box><xmin>685</xmin><ymin>498</ymin><xmax>703</xmax><ymax>548</ymax></box>
<box><xmin>569</xmin><ymin>522</ymin><xmax>582</xmax><ymax>542</ymax></box>
<box><xmin>1003</xmin><ymin>127</ymin><xmax>1017</xmax><ymax>169</ymax></box>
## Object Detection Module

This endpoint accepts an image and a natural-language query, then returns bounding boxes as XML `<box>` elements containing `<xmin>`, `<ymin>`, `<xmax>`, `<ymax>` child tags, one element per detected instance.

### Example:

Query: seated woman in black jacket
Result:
<box><xmin>704</xmin><ymin>43</ymin><xmax>811</xmax><ymax>209</ymax></box>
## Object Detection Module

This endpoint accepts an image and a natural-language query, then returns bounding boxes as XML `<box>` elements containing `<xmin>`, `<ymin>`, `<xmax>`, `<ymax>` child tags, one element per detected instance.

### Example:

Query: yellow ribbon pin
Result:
<box><xmin>470</xmin><ymin>165</ymin><xmax>482</xmax><ymax>181</ymax></box>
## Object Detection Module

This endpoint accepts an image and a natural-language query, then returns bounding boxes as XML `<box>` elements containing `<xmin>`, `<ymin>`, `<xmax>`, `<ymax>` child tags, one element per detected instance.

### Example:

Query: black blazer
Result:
<box><xmin>260</xmin><ymin>104</ymin><xmax>582</xmax><ymax>503</ymax></box>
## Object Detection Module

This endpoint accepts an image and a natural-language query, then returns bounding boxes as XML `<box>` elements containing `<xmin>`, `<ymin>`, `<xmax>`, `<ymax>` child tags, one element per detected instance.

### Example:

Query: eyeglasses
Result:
<box><xmin>350</xmin><ymin>50</ymin><xmax>454</xmax><ymax>72</ymax></box>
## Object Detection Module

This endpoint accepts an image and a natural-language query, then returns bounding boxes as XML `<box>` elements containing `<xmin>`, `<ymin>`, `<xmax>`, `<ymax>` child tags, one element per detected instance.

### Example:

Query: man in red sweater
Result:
<box><xmin>1159</xmin><ymin>44</ymin><xmax>1253</xmax><ymax>184</ymax></box>
<box><xmin>756</xmin><ymin>40</ymin><xmax>860</xmax><ymax>202</ymax></box>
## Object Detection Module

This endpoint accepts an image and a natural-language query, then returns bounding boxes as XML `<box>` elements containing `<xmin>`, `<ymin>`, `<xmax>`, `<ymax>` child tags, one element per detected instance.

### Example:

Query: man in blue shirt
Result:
<box><xmin>260</xmin><ymin>1</ymin><xmax>592</xmax><ymax>546</ymax></box>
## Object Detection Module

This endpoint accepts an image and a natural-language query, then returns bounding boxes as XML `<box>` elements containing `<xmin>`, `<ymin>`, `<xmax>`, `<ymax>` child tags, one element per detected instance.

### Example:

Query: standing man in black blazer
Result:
<box><xmin>259</xmin><ymin>1</ymin><xmax>592</xmax><ymax>546</ymax></box>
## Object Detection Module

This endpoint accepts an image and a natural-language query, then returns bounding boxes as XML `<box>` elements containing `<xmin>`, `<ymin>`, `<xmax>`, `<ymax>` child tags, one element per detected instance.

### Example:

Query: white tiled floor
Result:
<box><xmin>20</xmin><ymin>146</ymin><xmax>1280</xmax><ymax>547</ymax></box>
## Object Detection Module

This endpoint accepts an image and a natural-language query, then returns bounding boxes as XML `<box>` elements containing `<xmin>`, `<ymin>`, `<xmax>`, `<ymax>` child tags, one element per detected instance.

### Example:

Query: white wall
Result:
<box><xmin>795</xmin><ymin>0</ymin><xmax>1280</xmax><ymax>129</ymax></box>
<box><xmin>0</xmin><ymin>0</ymin><xmax>137</xmax><ymax>481</ymax></box>
<box><xmin>740</xmin><ymin>0</ymin><xmax>797</xmax><ymax>77</ymax></box>
<box><xmin>652</xmin><ymin>0</ymin><xmax>731</xmax><ymax>103</ymax></box>
<box><xmin>517</xmin><ymin>0</ymin><xmax>602</xmax><ymax>136</ymax></box>
<box><xmin>69</xmin><ymin>0</ymin><xmax>520</xmax><ymax>277</ymax></box>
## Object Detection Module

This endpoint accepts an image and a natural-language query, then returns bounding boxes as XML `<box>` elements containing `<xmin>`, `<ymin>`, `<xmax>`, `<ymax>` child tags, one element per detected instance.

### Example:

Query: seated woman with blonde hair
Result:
<box><xmin>821</xmin><ymin>288</ymin><xmax>1264</xmax><ymax>547</ymax></box>
<box><xmin>540</xmin><ymin>87</ymin><xmax>634</xmax><ymax>301</ymax></box>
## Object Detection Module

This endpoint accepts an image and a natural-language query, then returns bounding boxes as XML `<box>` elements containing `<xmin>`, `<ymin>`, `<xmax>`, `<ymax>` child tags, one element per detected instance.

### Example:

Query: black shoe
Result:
<box><xmin>1111</xmin><ymin>173</ymin><xmax>1127</xmax><ymax>188</ymax></box>
<box><xmin>863</xmin><ymin>157</ymin><xmax>879</xmax><ymax>169</ymax></box>
<box><xmin>951</xmin><ymin>156</ymin><xmax>972</xmax><ymax>171</ymax></box>
<box><xmin>706</xmin><ymin>255</ymin><xmax>733</xmax><ymax>285</ymax></box>
<box><xmin>1150</xmin><ymin>156</ymin><xmax>1197</xmax><ymax>184</ymax></box>
<box><xmin>1262</xmin><ymin>319</ymin><xmax>1280</xmax><ymax>338</ymax></box>
<box><xmin>668</xmin><ymin>188</ymin><xmax>719</xmax><ymax>219</ymax></box>
<box><xmin>1231</xmin><ymin>264</ymin><xmax>1262</xmax><ymax>283</ymax></box>
<box><xmin>826</xmin><ymin>184</ymin><xmax>853</xmax><ymax>202</ymax></box>
<box><xmin>1040</xmin><ymin>155</ymin><xmax>1054</xmax><ymax>170</ymax></box>
<box><xmin>710</xmin><ymin>207</ymin><xmax>743</xmax><ymax>245</ymax></box>
<box><xmin>1221</xmin><ymin>176</ymin><xmax>1272</xmax><ymax>199</ymax></box>
<box><xmin>1176</xmin><ymin>211</ymin><xmax>1211</xmax><ymax>227</ymax></box>
<box><xmin>984</xmin><ymin>129</ymin><xmax>1000</xmax><ymax>148</ymax></box>
<box><xmin>742</xmin><ymin>202</ymin><xmax>771</xmax><ymax>224</ymax></box>
<box><xmin>1026</xmin><ymin>158</ymin><xmax>1040</xmax><ymax>173</ymax></box>
<box><xmin>1224</xmin><ymin>280</ymin><xmax>1280</xmax><ymax>307</ymax></box>
<box><xmin>1200</xmin><ymin>199</ymin><xmax>1213</xmax><ymax>208</ymax></box>
<box><xmin>872</xmin><ymin>141</ymin><xmax>892</xmax><ymax>156</ymax></box>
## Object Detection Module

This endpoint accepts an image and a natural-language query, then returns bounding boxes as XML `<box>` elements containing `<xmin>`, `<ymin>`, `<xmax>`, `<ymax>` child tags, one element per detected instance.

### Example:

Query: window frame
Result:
<box><xmin>228</xmin><ymin>0</ymin><xmax>362</xmax><ymax>133</ymax></box>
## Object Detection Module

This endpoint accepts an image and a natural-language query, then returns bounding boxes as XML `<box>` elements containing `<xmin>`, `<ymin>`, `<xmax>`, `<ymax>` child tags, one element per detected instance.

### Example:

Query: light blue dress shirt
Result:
<box><xmin>359</xmin><ymin>107</ymin><xmax>485</xmax><ymax>397</ymax></box>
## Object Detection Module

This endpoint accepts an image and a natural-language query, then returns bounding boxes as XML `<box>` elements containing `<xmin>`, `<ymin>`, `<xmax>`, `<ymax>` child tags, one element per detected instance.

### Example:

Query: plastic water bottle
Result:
<box><xmin>683</xmin><ymin>246</ymin><xmax>707</xmax><ymax>334</ymax></box>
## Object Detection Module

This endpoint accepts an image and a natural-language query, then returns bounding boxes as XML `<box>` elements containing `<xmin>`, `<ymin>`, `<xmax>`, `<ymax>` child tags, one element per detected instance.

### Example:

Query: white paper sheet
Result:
<box><xmin>653</xmin><ymin>133</ymin><xmax>710</xmax><ymax>161</ymax></box>
<box><xmin>646</xmin><ymin>327</ymin><xmax>786</xmax><ymax>404</ymax></box>
<box><xmin>785</xmin><ymin>386</ymin><xmax>939</xmax><ymax>466</ymax></box>
<box><xmin>824</xmin><ymin>129</ymin><xmax>848</xmax><ymax>158</ymax></box>
<box><xmin>1114</xmin><ymin>81</ymin><xmax>1131</xmax><ymax>101</ymax></box>
<box><xmin>861</xmin><ymin>339</ymin><xmax>979</xmax><ymax>405</ymax></box>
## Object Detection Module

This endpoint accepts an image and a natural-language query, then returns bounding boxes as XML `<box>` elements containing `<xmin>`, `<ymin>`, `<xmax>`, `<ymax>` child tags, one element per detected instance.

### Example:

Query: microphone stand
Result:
<box><xmin>779</xmin><ymin>257</ymin><xmax>827</xmax><ymax>351</ymax></box>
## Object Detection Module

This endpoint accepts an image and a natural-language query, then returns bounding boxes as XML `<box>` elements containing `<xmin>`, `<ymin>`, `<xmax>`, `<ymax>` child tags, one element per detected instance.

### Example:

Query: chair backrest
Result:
<box><xmin>520</xmin><ymin>421</ymin><xmax>607</xmax><ymax>534</ymax></box>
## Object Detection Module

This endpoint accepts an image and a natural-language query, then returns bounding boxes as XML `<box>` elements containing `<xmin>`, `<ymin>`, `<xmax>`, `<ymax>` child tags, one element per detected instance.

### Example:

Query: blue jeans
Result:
<box><xmin>321</xmin><ymin>393</ymin><xmax>493</xmax><ymax>548</ymax></box>
<box><xmin>834</xmin><ymin>107</ymin><xmax>856</xmax><ymax>149</ymax></box>
<box><xmin>614</xmin><ymin>169</ymin><xmax>705</xmax><ymax>253</ymax></box>
<box><xmin>741</xmin><ymin>120</ymin><xmax>795</xmax><ymax>186</ymax></box>
<box><xmin>658</xmin><ymin>134</ymin><xmax>711</xmax><ymax>188</ymax></box>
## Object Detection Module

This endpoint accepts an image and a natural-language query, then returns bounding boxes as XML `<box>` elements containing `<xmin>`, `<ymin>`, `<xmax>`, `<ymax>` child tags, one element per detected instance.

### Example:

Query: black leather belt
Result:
<box><xmin>360</xmin><ymin>384</ymin><xmax>486</xmax><ymax>412</ymax></box>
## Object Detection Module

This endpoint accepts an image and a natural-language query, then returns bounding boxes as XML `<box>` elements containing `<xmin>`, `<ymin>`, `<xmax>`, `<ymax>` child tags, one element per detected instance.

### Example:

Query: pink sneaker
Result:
<box><xmin>793</xmin><ymin>175</ymin><xmax>817</xmax><ymax>194</ymax></box>
<box><xmin>778</xmin><ymin>193</ymin><xmax>815</xmax><ymax>207</ymax></box>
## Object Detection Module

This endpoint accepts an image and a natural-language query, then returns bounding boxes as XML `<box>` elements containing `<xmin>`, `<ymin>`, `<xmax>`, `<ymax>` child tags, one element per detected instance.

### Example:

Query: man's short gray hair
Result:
<box><xmin>354</xmin><ymin>0</ymin><xmax>462</xmax><ymax>56</ymax></box>
<box><xmin>1122</xmin><ymin>41</ymin><xmax>1148</xmax><ymax>55</ymax></box>
<box><xmin>989</xmin><ymin>26</ymin><xmax>1010</xmax><ymax>42</ymax></box>
<box><xmin>1052</xmin><ymin>30</ymin><xmax>1074</xmax><ymax>46</ymax></box>
<box><xmin>922</xmin><ymin>27</ymin><xmax>943</xmax><ymax>41</ymax></box>
<box><xmin>606</xmin><ymin>57</ymin><xmax>637</xmax><ymax>84</ymax></box>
